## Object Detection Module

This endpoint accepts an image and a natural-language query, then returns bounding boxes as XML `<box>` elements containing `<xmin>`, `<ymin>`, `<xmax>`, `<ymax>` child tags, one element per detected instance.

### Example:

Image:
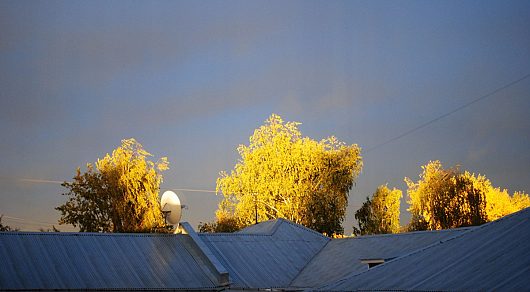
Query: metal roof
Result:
<box><xmin>0</xmin><ymin>232</ymin><xmax>224</xmax><ymax>290</ymax></box>
<box><xmin>237</xmin><ymin>218</ymin><xmax>281</xmax><ymax>234</ymax></box>
<box><xmin>199</xmin><ymin>218</ymin><xmax>329</xmax><ymax>289</ymax></box>
<box><xmin>290</xmin><ymin>226</ymin><xmax>472</xmax><ymax>288</ymax></box>
<box><xmin>318</xmin><ymin>207</ymin><xmax>530</xmax><ymax>291</ymax></box>
<box><xmin>3</xmin><ymin>210</ymin><xmax>527</xmax><ymax>291</ymax></box>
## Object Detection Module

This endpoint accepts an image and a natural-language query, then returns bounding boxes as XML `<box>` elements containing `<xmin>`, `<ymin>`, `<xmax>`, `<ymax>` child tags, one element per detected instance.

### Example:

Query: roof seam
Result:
<box><xmin>180</xmin><ymin>222</ymin><xmax>229</xmax><ymax>287</ymax></box>
<box><xmin>288</xmin><ymin>237</ymin><xmax>332</xmax><ymax>288</ymax></box>
<box><xmin>201</xmin><ymin>237</ymin><xmax>250</xmax><ymax>288</ymax></box>
<box><xmin>332</xmin><ymin>226</ymin><xmax>475</xmax><ymax>241</ymax></box>
<box><xmin>278</xmin><ymin>219</ymin><xmax>330</xmax><ymax>239</ymax></box>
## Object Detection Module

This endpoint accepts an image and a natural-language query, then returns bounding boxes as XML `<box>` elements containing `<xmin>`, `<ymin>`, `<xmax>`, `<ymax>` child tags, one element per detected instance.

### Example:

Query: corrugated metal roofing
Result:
<box><xmin>0</xmin><ymin>232</ymin><xmax>222</xmax><ymax>290</ymax></box>
<box><xmin>200</xmin><ymin>218</ymin><xmax>329</xmax><ymax>289</ymax></box>
<box><xmin>290</xmin><ymin>226</ymin><xmax>472</xmax><ymax>288</ymax></box>
<box><xmin>4</xmin><ymin>211</ymin><xmax>527</xmax><ymax>291</ymax></box>
<box><xmin>318</xmin><ymin>207</ymin><xmax>530</xmax><ymax>291</ymax></box>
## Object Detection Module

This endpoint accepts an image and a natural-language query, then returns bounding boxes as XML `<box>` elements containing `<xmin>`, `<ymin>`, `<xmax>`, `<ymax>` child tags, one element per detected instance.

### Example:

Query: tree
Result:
<box><xmin>215</xmin><ymin>114</ymin><xmax>362</xmax><ymax>235</ymax></box>
<box><xmin>57</xmin><ymin>138</ymin><xmax>169</xmax><ymax>233</ymax></box>
<box><xmin>198</xmin><ymin>217</ymin><xmax>241</xmax><ymax>233</ymax></box>
<box><xmin>39</xmin><ymin>226</ymin><xmax>61</xmax><ymax>232</ymax></box>
<box><xmin>405</xmin><ymin>160</ymin><xmax>529</xmax><ymax>231</ymax></box>
<box><xmin>353</xmin><ymin>185</ymin><xmax>402</xmax><ymax>236</ymax></box>
<box><xmin>198</xmin><ymin>199</ymin><xmax>242</xmax><ymax>233</ymax></box>
<box><xmin>0</xmin><ymin>215</ymin><xmax>18</xmax><ymax>231</ymax></box>
<box><xmin>486</xmin><ymin>188</ymin><xmax>530</xmax><ymax>221</ymax></box>
<box><xmin>405</xmin><ymin>161</ymin><xmax>488</xmax><ymax>230</ymax></box>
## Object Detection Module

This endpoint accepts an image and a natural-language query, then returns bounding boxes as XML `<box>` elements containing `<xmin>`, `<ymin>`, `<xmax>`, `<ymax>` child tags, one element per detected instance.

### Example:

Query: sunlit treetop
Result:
<box><xmin>354</xmin><ymin>184</ymin><xmax>402</xmax><ymax>236</ymax></box>
<box><xmin>57</xmin><ymin>138</ymin><xmax>169</xmax><ymax>233</ymax></box>
<box><xmin>215</xmin><ymin>114</ymin><xmax>362</xmax><ymax>235</ymax></box>
<box><xmin>405</xmin><ymin>160</ymin><xmax>529</xmax><ymax>231</ymax></box>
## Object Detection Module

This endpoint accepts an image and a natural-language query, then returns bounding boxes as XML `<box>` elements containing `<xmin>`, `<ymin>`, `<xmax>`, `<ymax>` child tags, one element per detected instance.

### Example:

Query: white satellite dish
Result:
<box><xmin>161</xmin><ymin>190</ymin><xmax>182</xmax><ymax>226</ymax></box>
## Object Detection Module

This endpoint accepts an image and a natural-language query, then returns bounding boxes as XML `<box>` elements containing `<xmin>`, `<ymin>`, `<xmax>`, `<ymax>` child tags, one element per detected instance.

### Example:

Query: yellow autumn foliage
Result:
<box><xmin>485</xmin><ymin>188</ymin><xmax>530</xmax><ymax>221</ymax></box>
<box><xmin>215</xmin><ymin>114</ymin><xmax>362</xmax><ymax>235</ymax></box>
<box><xmin>406</xmin><ymin>160</ymin><xmax>529</xmax><ymax>231</ymax></box>
<box><xmin>354</xmin><ymin>184</ymin><xmax>402</xmax><ymax>235</ymax></box>
<box><xmin>58</xmin><ymin>138</ymin><xmax>169</xmax><ymax>232</ymax></box>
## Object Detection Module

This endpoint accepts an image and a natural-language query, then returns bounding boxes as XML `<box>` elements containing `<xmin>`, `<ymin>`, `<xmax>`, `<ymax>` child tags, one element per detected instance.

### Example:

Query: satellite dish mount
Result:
<box><xmin>161</xmin><ymin>190</ymin><xmax>183</xmax><ymax>233</ymax></box>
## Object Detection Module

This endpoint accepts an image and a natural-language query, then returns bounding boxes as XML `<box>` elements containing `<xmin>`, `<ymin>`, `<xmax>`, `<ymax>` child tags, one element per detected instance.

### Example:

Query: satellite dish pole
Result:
<box><xmin>255</xmin><ymin>195</ymin><xmax>258</xmax><ymax>225</ymax></box>
<box><xmin>161</xmin><ymin>203</ymin><xmax>171</xmax><ymax>226</ymax></box>
<box><xmin>254</xmin><ymin>192</ymin><xmax>259</xmax><ymax>225</ymax></box>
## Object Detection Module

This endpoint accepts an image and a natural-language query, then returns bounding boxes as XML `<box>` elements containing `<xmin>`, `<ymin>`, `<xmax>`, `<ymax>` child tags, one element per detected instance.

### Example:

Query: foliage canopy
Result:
<box><xmin>0</xmin><ymin>215</ymin><xmax>18</xmax><ymax>232</ymax></box>
<box><xmin>353</xmin><ymin>184</ymin><xmax>402</xmax><ymax>236</ymax></box>
<box><xmin>214</xmin><ymin>114</ymin><xmax>362</xmax><ymax>235</ymax></box>
<box><xmin>57</xmin><ymin>138</ymin><xmax>169</xmax><ymax>233</ymax></box>
<box><xmin>485</xmin><ymin>188</ymin><xmax>530</xmax><ymax>221</ymax></box>
<box><xmin>405</xmin><ymin>160</ymin><xmax>529</xmax><ymax>231</ymax></box>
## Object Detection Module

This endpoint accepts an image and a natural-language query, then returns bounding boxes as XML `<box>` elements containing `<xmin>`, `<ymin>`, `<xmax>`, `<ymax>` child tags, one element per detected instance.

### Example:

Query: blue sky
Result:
<box><xmin>1</xmin><ymin>1</ymin><xmax>529</xmax><ymax>233</ymax></box>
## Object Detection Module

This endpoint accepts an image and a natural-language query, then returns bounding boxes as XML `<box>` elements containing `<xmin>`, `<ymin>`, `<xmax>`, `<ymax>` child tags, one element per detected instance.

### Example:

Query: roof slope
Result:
<box><xmin>0</xmin><ymin>232</ymin><xmax>222</xmax><ymax>290</ymax></box>
<box><xmin>291</xmin><ymin>227</ymin><xmax>472</xmax><ymax>288</ymax></box>
<box><xmin>200</xmin><ymin>218</ymin><xmax>329</xmax><ymax>289</ymax></box>
<box><xmin>319</xmin><ymin>207</ymin><xmax>530</xmax><ymax>291</ymax></box>
<box><xmin>237</xmin><ymin>218</ymin><xmax>282</xmax><ymax>234</ymax></box>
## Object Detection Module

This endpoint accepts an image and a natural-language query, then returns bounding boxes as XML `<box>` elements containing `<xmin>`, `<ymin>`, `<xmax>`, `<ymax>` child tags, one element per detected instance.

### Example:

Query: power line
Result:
<box><xmin>4</xmin><ymin>73</ymin><xmax>527</xmax><ymax>229</ymax></box>
<box><xmin>0</xmin><ymin>175</ymin><xmax>218</xmax><ymax>193</ymax></box>
<box><xmin>18</xmin><ymin>178</ymin><xmax>64</xmax><ymax>184</ymax></box>
<box><xmin>169</xmin><ymin>188</ymin><xmax>217</xmax><ymax>193</ymax></box>
<box><xmin>1</xmin><ymin>215</ymin><xmax>57</xmax><ymax>227</ymax></box>
<box><xmin>365</xmin><ymin>72</ymin><xmax>530</xmax><ymax>153</ymax></box>
<box><xmin>0</xmin><ymin>175</ymin><xmax>63</xmax><ymax>184</ymax></box>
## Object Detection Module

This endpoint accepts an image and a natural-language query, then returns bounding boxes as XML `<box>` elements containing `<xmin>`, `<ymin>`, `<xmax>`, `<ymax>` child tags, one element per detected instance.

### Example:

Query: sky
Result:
<box><xmin>1</xmin><ymin>0</ymin><xmax>529</xmax><ymax>233</ymax></box>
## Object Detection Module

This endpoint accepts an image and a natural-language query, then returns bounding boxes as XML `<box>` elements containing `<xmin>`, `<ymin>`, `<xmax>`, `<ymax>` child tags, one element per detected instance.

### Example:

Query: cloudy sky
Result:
<box><xmin>1</xmin><ymin>1</ymin><xmax>529</xmax><ymax>233</ymax></box>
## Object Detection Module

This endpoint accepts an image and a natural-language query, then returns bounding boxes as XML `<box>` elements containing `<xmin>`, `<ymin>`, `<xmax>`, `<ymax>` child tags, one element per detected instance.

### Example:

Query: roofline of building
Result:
<box><xmin>316</xmin><ymin>207</ymin><xmax>530</xmax><ymax>290</ymax></box>
<box><xmin>180</xmin><ymin>222</ymin><xmax>230</xmax><ymax>286</ymax></box>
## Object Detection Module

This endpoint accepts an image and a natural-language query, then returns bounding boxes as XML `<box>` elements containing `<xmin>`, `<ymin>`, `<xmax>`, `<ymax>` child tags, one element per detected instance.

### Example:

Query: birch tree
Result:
<box><xmin>215</xmin><ymin>114</ymin><xmax>362</xmax><ymax>235</ymax></box>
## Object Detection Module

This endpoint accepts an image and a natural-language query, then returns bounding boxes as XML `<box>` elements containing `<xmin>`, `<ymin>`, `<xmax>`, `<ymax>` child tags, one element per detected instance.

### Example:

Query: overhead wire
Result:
<box><xmin>0</xmin><ymin>175</ymin><xmax>217</xmax><ymax>192</ymax></box>
<box><xmin>3</xmin><ymin>74</ymin><xmax>527</xmax><ymax>187</ymax></box>
<box><xmin>169</xmin><ymin>188</ymin><xmax>216</xmax><ymax>193</ymax></box>
<box><xmin>2</xmin><ymin>73</ymin><xmax>529</xmax><ymax>229</ymax></box>
<box><xmin>364</xmin><ymin>72</ymin><xmax>530</xmax><ymax>153</ymax></box>
<box><xmin>17</xmin><ymin>178</ymin><xmax>64</xmax><ymax>184</ymax></box>
<box><xmin>0</xmin><ymin>177</ymin><xmax>218</xmax><ymax>229</ymax></box>
<box><xmin>0</xmin><ymin>175</ymin><xmax>63</xmax><ymax>184</ymax></box>
<box><xmin>1</xmin><ymin>215</ymin><xmax>58</xmax><ymax>229</ymax></box>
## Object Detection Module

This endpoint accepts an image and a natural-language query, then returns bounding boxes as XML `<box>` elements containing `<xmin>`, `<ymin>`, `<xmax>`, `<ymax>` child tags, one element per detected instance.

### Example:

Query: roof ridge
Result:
<box><xmin>234</xmin><ymin>218</ymin><xmax>279</xmax><ymax>235</ymax></box>
<box><xmin>199</xmin><ymin>232</ymin><xmax>271</xmax><ymax>237</ymax></box>
<box><xmin>234</xmin><ymin>218</ymin><xmax>330</xmax><ymax>239</ymax></box>
<box><xmin>338</xmin><ymin>226</ymin><xmax>475</xmax><ymax>240</ymax></box>
<box><xmin>269</xmin><ymin>217</ymin><xmax>286</xmax><ymax>234</ymax></box>
<box><xmin>273</xmin><ymin>218</ymin><xmax>330</xmax><ymax>240</ymax></box>
<box><xmin>288</xmin><ymin>238</ymin><xmax>332</xmax><ymax>288</ymax></box>
<box><xmin>179</xmin><ymin>222</ymin><xmax>230</xmax><ymax>287</ymax></box>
